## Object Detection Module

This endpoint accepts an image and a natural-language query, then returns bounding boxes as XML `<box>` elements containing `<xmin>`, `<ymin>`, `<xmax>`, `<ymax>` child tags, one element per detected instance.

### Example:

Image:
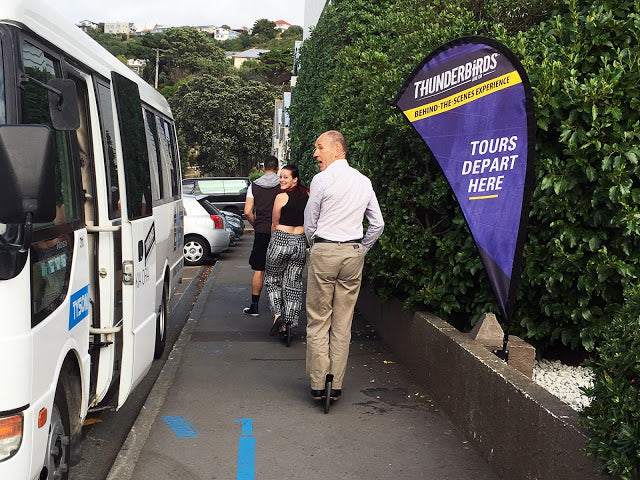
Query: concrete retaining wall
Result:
<box><xmin>356</xmin><ymin>285</ymin><xmax>609</xmax><ymax>480</ymax></box>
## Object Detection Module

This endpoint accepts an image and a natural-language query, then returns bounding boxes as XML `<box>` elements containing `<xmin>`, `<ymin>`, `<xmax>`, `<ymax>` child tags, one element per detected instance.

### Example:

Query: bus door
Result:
<box><xmin>110</xmin><ymin>72</ymin><xmax>157</xmax><ymax>407</ymax></box>
<box><xmin>93</xmin><ymin>77</ymin><xmax>123</xmax><ymax>402</ymax></box>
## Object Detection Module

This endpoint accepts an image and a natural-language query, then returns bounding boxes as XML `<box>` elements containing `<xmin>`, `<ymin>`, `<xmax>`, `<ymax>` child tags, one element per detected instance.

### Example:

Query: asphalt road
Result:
<box><xmin>70</xmin><ymin>263</ymin><xmax>213</xmax><ymax>480</ymax></box>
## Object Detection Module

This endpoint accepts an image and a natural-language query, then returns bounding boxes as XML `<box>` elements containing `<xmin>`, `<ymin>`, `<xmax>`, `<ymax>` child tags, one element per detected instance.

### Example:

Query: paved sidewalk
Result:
<box><xmin>108</xmin><ymin>235</ymin><xmax>499</xmax><ymax>480</ymax></box>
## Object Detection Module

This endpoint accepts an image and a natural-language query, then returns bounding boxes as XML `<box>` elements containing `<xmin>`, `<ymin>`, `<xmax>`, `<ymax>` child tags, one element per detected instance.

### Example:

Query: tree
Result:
<box><xmin>291</xmin><ymin>0</ymin><xmax>630</xmax><ymax>352</ymax></box>
<box><xmin>85</xmin><ymin>26</ymin><xmax>128</xmax><ymax>57</ymax></box>
<box><xmin>281</xmin><ymin>25</ymin><xmax>303</xmax><ymax>39</ymax></box>
<box><xmin>239</xmin><ymin>48</ymin><xmax>293</xmax><ymax>85</ymax></box>
<box><xmin>252</xmin><ymin>19</ymin><xmax>277</xmax><ymax>40</ymax></box>
<box><xmin>219</xmin><ymin>31</ymin><xmax>260</xmax><ymax>51</ymax></box>
<box><xmin>170</xmin><ymin>74</ymin><xmax>278</xmax><ymax>176</ymax></box>
<box><xmin>160</xmin><ymin>27</ymin><xmax>230</xmax><ymax>83</ymax></box>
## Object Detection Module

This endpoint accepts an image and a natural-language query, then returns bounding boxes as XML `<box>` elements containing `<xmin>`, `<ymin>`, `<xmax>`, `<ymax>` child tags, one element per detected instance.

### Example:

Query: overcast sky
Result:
<box><xmin>49</xmin><ymin>0</ymin><xmax>305</xmax><ymax>29</ymax></box>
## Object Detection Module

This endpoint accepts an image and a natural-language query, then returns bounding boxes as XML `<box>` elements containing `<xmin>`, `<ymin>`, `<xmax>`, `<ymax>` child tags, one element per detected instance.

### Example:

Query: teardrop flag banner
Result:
<box><xmin>392</xmin><ymin>36</ymin><xmax>535</xmax><ymax>353</ymax></box>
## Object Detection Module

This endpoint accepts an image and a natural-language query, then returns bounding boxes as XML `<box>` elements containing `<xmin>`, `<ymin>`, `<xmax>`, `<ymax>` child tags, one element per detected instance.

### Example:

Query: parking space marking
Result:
<box><xmin>162</xmin><ymin>415</ymin><xmax>199</xmax><ymax>438</ymax></box>
<box><xmin>235</xmin><ymin>418</ymin><xmax>255</xmax><ymax>480</ymax></box>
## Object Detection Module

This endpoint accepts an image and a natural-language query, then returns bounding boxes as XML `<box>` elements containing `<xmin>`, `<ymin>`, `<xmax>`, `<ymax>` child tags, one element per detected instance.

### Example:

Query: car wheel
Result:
<box><xmin>184</xmin><ymin>235</ymin><xmax>210</xmax><ymax>266</ymax></box>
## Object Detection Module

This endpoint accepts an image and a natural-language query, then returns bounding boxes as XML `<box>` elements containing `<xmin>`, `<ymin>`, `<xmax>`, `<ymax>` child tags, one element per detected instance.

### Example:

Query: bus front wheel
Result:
<box><xmin>44</xmin><ymin>387</ymin><xmax>70</xmax><ymax>480</ymax></box>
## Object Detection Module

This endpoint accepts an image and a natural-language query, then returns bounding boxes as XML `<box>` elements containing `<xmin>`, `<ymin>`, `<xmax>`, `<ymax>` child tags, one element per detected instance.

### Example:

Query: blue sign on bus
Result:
<box><xmin>69</xmin><ymin>285</ymin><xmax>90</xmax><ymax>330</ymax></box>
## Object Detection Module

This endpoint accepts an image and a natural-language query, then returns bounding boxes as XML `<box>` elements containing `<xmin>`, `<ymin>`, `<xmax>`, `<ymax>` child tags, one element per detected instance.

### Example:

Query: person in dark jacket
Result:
<box><xmin>243</xmin><ymin>155</ymin><xmax>281</xmax><ymax>316</ymax></box>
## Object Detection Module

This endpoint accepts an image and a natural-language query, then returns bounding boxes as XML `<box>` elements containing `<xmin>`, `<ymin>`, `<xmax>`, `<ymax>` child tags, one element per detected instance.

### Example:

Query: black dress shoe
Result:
<box><xmin>270</xmin><ymin>315</ymin><xmax>285</xmax><ymax>336</ymax></box>
<box><xmin>330</xmin><ymin>389</ymin><xmax>342</xmax><ymax>399</ymax></box>
<box><xmin>310</xmin><ymin>389</ymin><xmax>324</xmax><ymax>399</ymax></box>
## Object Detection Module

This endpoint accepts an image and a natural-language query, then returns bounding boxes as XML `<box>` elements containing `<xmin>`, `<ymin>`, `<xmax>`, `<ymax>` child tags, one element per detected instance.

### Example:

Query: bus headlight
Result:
<box><xmin>0</xmin><ymin>413</ymin><xmax>23</xmax><ymax>462</ymax></box>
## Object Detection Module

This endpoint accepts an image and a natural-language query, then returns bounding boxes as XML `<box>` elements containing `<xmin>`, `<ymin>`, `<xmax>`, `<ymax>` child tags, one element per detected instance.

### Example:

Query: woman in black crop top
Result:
<box><xmin>264</xmin><ymin>165</ymin><xmax>309</xmax><ymax>338</ymax></box>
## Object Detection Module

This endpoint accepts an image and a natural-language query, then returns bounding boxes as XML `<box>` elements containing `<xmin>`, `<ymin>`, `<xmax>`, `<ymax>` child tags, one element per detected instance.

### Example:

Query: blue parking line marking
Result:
<box><xmin>235</xmin><ymin>418</ymin><xmax>253</xmax><ymax>436</ymax></box>
<box><xmin>236</xmin><ymin>437</ymin><xmax>256</xmax><ymax>480</ymax></box>
<box><xmin>235</xmin><ymin>418</ymin><xmax>255</xmax><ymax>480</ymax></box>
<box><xmin>162</xmin><ymin>415</ymin><xmax>199</xmax><ymax>438</ymax></box>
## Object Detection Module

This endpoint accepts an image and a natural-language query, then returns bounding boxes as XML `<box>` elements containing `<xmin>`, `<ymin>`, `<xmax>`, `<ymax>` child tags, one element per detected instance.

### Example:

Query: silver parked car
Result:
<box><xmin>183</xmin><ymin>195</ymin><xmax>232</xmax><ymax>266</ymax></box>
<box><xmin>182</xmin><ymin>177</ymin><xmax>250</xmax><ymax>217</ymax></box>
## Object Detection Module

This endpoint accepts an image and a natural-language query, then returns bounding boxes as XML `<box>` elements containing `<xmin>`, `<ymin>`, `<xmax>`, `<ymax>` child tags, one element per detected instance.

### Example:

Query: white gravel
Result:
<box><xmin>532</xmin><ymin>359</ymin><xmax>594</xmax><ymax>411</ymax></box>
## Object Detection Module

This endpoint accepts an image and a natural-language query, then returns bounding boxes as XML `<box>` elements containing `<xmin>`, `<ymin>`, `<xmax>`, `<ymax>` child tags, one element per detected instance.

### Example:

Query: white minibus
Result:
<box><xmin>0</xmin><ymin>1</ymin><xmax>184</xmax><ymax>478</ymax></box>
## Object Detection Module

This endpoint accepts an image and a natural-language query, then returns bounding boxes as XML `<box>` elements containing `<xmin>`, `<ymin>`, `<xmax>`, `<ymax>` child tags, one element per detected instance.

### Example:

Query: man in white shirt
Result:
<box><xmin>304</xmin><ymin>130</ymin><xmax>384</xmax><ymax>400</ymax></box>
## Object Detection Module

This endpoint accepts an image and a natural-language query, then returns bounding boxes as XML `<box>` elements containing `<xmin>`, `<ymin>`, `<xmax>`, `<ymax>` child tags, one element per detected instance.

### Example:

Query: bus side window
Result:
<box><xmin>156</xmin><ymin>117</ymin><xmax>180</xmax><ymax>199</ymax></box>
<box><xmin>22</xmin><ymin>42</ymin><xmax>79</xmax><ymax>227</ymax></box>
<box><xmin>143</xmin><ymin>109</ymin><xmax>162</xmax><ymax>203</ymax></box>
<box><xmin>0</xmin><ymin>47</ymin><xmax>5</xmax><ymax>124</ymax></box>
<box><xmin>21</xmin><ymin>41</ymin><xmax>80</xmax><ymax>326</ymax></box>
<box><xmin>112</xmin><ymin>72</ymin><xmax>152</xmax><ymax>220</ymax></box>
<box><xmin>95</xmin><ymin>81</ymin><xmax>121</xmax><ymax>219</ymax></box>
<box><xmin>167</xmin><ymin>122</ymin><xmax>181</xmax><ymax>198</ymax></box>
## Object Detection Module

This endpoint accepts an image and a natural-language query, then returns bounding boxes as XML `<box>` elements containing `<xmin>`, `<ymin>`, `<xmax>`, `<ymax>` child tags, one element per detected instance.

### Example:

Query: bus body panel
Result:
<box><xmin>31</xmin><ymin>231</ymin><xmax>91</xmax><ymax>407</ymax></box>
<box><xmin>0</xmin><ymin>231</ymin><xmax>92</xmax><ymax>479</ymax></box>
<box><xmin>117</xmin><ymin>218</ymin><xmax>157</xmax><ymax>407</ymax></box>
<box><xmin>153</xmin><ymin>200</ymin><xmax>184</xmax><ymax>302</ymax></box>
<box><xmin>0</xmin><ymin>261</ymin><xmax>32</xmax><ymax>411</ymax></box>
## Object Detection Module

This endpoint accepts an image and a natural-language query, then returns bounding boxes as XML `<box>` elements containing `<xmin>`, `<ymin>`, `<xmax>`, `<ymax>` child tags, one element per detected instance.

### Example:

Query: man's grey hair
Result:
<box><xmin>324</xmin><ymin>130</ymin><xmax>347</xmax><ymax>156</ymax></box>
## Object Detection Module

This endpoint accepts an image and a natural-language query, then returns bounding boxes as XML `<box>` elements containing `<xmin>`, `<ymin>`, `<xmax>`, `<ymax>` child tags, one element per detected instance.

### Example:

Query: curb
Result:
<box><xmin>105</xmin><ymin>261</ymin><xmax>222</xmax><ymax>480</ymax></box>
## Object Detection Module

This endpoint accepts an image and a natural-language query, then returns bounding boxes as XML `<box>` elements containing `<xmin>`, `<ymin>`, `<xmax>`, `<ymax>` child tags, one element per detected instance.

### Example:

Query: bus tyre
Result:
<box><xmin>184</xmin><ymin>235</ymin><xmax>209</xmax><ymax>266</ymax></box>
<box><xmin>154</xmin><ymin>286</ymin><xmax>168</xmax><ymax>358</ymax></box>
<box><xmin>45</xmin><ymin>387</ymin><xmax>70</xmax><ymax>480</ymax></box>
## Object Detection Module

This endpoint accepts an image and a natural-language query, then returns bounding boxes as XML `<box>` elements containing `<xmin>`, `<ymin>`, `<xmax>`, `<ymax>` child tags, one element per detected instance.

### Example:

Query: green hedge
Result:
<box><xmin>581</xmin><ymin>284</ymin><xmax>640</xmax><ymax>478</ymax></box>
<box><xmin>289</xmin><ymin>0</ymin><xmax>640</xmax><ymax>351</ymax></box>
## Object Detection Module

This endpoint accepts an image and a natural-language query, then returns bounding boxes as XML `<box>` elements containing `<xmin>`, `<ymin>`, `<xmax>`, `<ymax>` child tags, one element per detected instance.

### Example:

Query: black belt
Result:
<box><xmin>314</xmin><ymin>237</ymin><xmax>362</xmax><ymax>244</ymax></box>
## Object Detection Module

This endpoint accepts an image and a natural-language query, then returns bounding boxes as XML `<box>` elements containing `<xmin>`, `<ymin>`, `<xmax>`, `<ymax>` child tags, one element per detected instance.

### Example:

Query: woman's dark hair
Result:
<box><xmin>282</xmin><ymin>164</ymin><xmax>309</xmax><ymax>194</ymax></box>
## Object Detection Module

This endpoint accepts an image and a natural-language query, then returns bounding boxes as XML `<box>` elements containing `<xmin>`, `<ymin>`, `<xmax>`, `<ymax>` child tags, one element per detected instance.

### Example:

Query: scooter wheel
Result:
<box><xmin>324</xmin><ymin>374</ymin><xmax>333</xmax><ymax>414</ymax></box>
<box><xmin>285</xmin><ymin>324</ymin><xmax>292</xmax><ymax>347</ymax></box>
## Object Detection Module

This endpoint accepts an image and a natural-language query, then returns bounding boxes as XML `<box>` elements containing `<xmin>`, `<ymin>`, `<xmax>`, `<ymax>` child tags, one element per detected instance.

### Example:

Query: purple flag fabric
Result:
<box><xmin>392</xmin><ymin>37</ymin><xmax>535</xmax><ymax>324</ymax></box>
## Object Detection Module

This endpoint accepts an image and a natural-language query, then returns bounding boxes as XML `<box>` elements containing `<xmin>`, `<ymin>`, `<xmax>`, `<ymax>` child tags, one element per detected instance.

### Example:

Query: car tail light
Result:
<box><xmin>210</xmin><ymin>215</ymin><xmax>224</xmax><ymax>229</ymax></box>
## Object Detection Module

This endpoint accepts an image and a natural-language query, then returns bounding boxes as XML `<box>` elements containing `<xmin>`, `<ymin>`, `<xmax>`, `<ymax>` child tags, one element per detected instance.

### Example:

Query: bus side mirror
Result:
<box><xmin>47</xmin><ymin>78</ymin><xmax>80</xmax><ymax>131</ymax></box>
<box><xmin>0</xmin><ymin>124</ymin><xmax>56</xmax><ymax>224</ymax></box>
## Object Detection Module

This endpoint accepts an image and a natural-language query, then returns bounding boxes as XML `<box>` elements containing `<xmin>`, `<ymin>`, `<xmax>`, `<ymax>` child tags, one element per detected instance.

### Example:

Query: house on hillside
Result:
<box><xmin>214</xmin><ymin>27</ymin><xmax>241</xmax><ymax>41</ymax></box>
<box><xmin>104</xmin><ymin>22</ymin><xmax>135</xmax><ymax>35</ymax></box>
<box><xmin>127</xmin><ymin>58</ymin><xmax>147</xmax><ymax>76</ymax></box>
<box><xmin>275</xmin><ymin>20</ymin><xmax>291</xmax><ymax>31</ymax></box>
<box><xmin>231</xmin><ymin>49</ymin><xmax>269</xmax><ymax>68</ymax></box>
<box><xmin>76</xmin><ymin>20</ymin><xmax>98</xmax><ymax>32</ymax></box>
<box><xmin>195</xmin><ymin>25</ymin><xmax>217</xmax><ymax>35</ymax></box>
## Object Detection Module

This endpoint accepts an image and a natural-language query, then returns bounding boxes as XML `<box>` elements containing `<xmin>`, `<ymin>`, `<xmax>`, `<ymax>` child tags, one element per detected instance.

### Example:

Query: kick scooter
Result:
<box><xmin>323</xmin><ymin>374</ymin><xmax>334</xmax><ymax>414</ymax></box>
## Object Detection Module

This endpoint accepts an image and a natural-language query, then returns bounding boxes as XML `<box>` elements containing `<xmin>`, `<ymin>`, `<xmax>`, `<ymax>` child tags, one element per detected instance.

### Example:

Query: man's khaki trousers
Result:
<box><xmin>305</xmin><ymin>242</ymin><xmax>365</xmax><ymax>390</ymax></box>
